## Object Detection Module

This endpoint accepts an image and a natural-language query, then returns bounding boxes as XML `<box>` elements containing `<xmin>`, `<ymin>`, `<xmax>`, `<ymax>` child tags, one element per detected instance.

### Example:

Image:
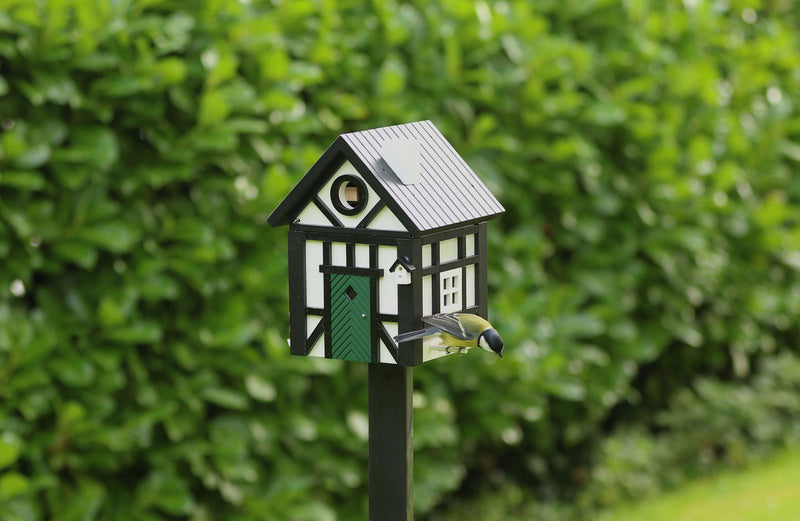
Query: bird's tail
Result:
<box><xmin>394</xmin><ymin>327</ymin><xmax>439</xmax><ymax>343</ymax></box>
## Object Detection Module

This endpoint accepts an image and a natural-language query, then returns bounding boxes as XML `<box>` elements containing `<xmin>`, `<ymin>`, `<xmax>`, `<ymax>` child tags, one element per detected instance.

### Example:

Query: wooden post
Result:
<box><xmin>369</xmin><ymin>363</ymin><xmax>413</xmax><ymax>521</ymax></box>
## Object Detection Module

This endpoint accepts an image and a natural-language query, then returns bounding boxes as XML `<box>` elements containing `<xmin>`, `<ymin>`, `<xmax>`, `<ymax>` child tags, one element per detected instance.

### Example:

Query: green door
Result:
<box><xmin>330</xmin><ymin>273</ymin><xmax>372</xmax><ymax>362</ymax></box>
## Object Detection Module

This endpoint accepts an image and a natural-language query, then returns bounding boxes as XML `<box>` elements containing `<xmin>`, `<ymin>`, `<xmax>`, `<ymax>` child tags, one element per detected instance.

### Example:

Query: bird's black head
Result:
<box><xmin>479</xmin><ymin>328</ymin><xmax>504</xmax><ymax>358</ymax></box>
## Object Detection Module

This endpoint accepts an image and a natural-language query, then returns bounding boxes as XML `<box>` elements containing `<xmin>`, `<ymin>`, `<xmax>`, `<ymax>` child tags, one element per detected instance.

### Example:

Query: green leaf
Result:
<box><xmin>0</xmin><ymin>438</ymin><xmax>21</xmax><ymax>470</ymax></box>
<box><xmin>73</xmin><ymin>220</ymin><xmax>140</xmax><ymax>253</ymax></box>
<box><xmin>139</xmin><ymin>470</ymin><xmax>195</xmax><ymax>516</ymax></box>
<box><xmin>13</xmin><ymin>143</ymin><xmax>50</xmax><ymax>169</ymax></box>
<box><xmin>49</xmin><ymin>355</ymin><xmax>96</xmax><ymax>387</ymax></box>
<box><xmin>106</xmin><ymin>321</ymin><xmax>162</xmax><ymax>344</ymax></box>
<box><xmin>245</xmin><ymin>374</ymin><xmax>277</xmax><ymax>402</ymax></box>
<box><xmin>0</xmin><ymin>170</ymin><xmax>46</xmax><ymax>190</ymax></box>
<box><xmin>202</xmin><ymin>387</ymin><xmax>249</xmax><ymax>410</ymax></box>
<box><xmin>198</xmin><ymin>89</ymin><xmax>231</xmax><ymax>126</ymax></box>
<box><xmin>55</xmin><ymin>127</ymin><xmax>118</xmax><ymax>170</ymax></box>
<box><xmin>583</xmin><ymin>101</ymin><xmax>627</xmax><ymax>126</ymax></box>
<box><xmin>51</xmin><ymin>241</ymin><xmax>98</xmax><ymax>269</ymax></box>
<box><xmin>0</xmin><ymin>473</ymin><xmax>30</xmax><ymax>500</ymax></box>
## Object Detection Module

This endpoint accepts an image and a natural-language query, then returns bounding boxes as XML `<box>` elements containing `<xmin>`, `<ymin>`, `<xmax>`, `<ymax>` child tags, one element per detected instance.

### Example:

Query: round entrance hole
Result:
<box><xmin>330</xmin><ymin>175</ymin><xmax>368</xmax><ymax>215</ymax></box>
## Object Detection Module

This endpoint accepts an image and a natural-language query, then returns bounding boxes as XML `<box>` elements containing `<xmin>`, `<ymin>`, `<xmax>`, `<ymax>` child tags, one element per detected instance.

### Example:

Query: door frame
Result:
<box><xmin>319</xmin><ymin>264</ymin><xmax>383</xmax><ymax>362</ymax></box>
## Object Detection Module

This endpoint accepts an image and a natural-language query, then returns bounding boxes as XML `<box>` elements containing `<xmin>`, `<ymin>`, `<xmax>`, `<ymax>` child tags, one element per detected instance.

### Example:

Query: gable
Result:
<box><xmin>268</xmin><ymin>120</ymin><xmax>504</xmax><ymax>234</ymax></box>
<box><xmin>295</xmin><ymin>161</ymin><xmax>406</xmax><ymax>231</ymax></box>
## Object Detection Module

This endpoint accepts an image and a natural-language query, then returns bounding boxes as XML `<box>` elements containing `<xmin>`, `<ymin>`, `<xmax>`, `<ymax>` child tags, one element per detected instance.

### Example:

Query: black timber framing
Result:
<box><xmin>311</xmin><ymin>195</ymin><xmax>344</xmax><ymax>228</ymax></box>
<box><xmin>288</xmin><ymin>230</ymin><xmax>307</xmax><ymax>357</ymax></box>
<box><xmin>304</xmin><ymin>319</ymin><xmax>325</xmax><ymax>356</ymax></box>
<box><xmin>356</xmin><ymin>200</ymin><xmax>388</xmax><ymax>229</ymax></box>
<box><xmin>477</xmin><ymin>222</ymin><xmax>488</xmax><ymax>318</ymax></box>
<box><xmin>378</xmin><ymin>323</ymin><xmax>400</xmax><ymax>363</ymax></box>
<box><xmin>430</xmin><ymin>241</ymin><xmax>440</xmax><ymax>315</ymax></box>
<box><xmin>458</xmin><ymin>235</ymin><xmax>467</xmax><ymax>310</ymax></box>
<box><xmin>292</xmin><ymin>224</ymin><xmax>409</xmax><ymax>244</ymax></box>
<box><xmin>421</xmin><ymin>255</ymin><xmax>479</xmax><ymax>276</ymax></box>
<box><xmin>419</xmin><ymin>223</ymin><xmax>481</xmax><ymax>244</ymax></box>
<box><xmin>306</xmin><ymin>307</ymin><xmax>399</xmax><ymax>324</ymax></box>
<box><xmin>397</xmin><ymin>237</ymin><xmax>423</xmax><ymax>366</ymax></box>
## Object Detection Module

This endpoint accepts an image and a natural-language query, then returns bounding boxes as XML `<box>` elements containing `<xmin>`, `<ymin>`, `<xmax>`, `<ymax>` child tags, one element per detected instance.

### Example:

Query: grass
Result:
<box><xmin>432</xmin><ymin>447</ymin><xmax>800</xmax><ymax>521</ymax></box>
<box><xmin>595</xmin><ymin>448</ymin><xmax>800</xmax><ymax>521</ymax></box>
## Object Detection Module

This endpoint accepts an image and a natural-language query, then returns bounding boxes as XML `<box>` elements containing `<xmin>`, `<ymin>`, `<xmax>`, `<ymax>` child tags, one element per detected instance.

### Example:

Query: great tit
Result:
<box><xmin>393</xmin><ymin>313</ymin><xmax>504</xmax><ymax>358</ymax></box>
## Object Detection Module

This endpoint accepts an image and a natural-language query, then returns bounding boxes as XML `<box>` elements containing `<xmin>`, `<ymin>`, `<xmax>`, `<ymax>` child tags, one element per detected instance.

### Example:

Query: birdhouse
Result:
<box><xmin>268</xmin><ymin>121</ymin><xmax>504</xmax><ymax>366</ymax></box>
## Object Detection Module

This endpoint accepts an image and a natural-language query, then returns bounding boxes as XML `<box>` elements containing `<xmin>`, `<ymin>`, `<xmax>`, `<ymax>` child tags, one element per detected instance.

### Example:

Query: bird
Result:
<box><xmin>393</xmin><ymin>312</ymin><xmax>504</xmax><ymax>358</ymax></box>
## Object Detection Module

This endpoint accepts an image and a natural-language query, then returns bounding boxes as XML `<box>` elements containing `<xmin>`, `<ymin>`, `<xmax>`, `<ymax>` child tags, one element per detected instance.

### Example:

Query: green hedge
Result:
<box><xmin>2</xmin><ymin>1</ymin><xmax>800</xmax><ymax>520</ymax></box>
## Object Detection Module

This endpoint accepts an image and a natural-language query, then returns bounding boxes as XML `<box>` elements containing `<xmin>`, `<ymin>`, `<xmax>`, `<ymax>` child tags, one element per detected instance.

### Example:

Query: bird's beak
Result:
<box><xmin>498</xmin><ymin>352</ymin><xmax>503</xmax><ymax>359</ymax></box>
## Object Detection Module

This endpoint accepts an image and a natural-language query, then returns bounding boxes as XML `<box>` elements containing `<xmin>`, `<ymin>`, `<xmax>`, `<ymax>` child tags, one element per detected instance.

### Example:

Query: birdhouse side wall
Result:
<box><xmin>416</xmin><ymin>224</ymin><xmax>487</xmax><ymax>362</ymax></box>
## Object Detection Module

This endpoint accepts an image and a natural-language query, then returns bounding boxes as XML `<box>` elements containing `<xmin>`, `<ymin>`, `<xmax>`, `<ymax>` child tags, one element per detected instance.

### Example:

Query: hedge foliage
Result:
<box><xmin>1</xmin><ymin>1</ymin><xmax>800</xmax><ymax>520</ymax></box>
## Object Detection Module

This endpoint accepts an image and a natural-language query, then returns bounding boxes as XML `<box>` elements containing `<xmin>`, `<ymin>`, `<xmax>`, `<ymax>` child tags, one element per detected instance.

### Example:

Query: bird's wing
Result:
<box><xmin>421</xmin><ymin>313</ymin><xmax>478</xmax><ymax>340</ymax></box>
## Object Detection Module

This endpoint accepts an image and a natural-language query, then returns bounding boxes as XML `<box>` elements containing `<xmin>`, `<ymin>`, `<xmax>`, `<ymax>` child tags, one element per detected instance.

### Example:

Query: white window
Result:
<box><xmin>440</xmin><ymin>268</ymin><xmax>462</xmax><ymax>313</ymax></box>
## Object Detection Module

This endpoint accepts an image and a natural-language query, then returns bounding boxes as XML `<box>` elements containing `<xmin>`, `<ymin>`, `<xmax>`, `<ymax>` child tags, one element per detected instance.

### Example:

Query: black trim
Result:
<box><xmin>369</xmin><ymin>244</ymin><xmax>379</xmax><ymax>269</ymax></box>
<box><xmin>320</xmin><ymin>265</ymin><xmax>384</xmax><ymax>277</ymax></box>
<box><xmin>478</xmin><ymin>222</ymin><xmax>488</xmax><ymax>318</ymax></box>
<box><xmin>322</xmin><ymin>241</ymin><xmax>331</xmax><ymax>265</ymax></box>
<box><xmin>304</xmin><ymin>318</ymin><xmax>325</xmax><ymax>355</ymax></box>
<box><xmin>323</xmin><ymin>271</ymin><xmax>332</xmax><ymax>358</ymax></box>
<box><xmin>370</xmin><ymin>275</ymin><xmax>379</xmax><ymax>362</ymax></box>
<box><xmin>421</xmin><ymin>255</ymin><xmax>479</xmax><ymax>276</ymax></box>
<box><xmin>288</xmin><ymin>230</ymin><xmax>307</xmax><ymax>357</ymax></box>
<box><xmin>346</xmin><ymin>242</ymin><xmax>355</xmax><ymax>267</ymax></box>
<box><xmin>290</xmin><ymin>224</ymin><xmax>410</xmax><ymax>243</ymax></box>
<box><xmin>459</xmin><ymin>236</ymin><xmax>467</xmax><ymax>310</ymax></box>
<box><xmin>397</xmin><ymin>237</ymin><xmax>423</xmax><ymax>366</ymax></box>
<box><xmin>311</xmin><ymin>195</ymin><xmax>343</xmax><ymax>227</ymax></box>
<box><xmin>305</xmin><ymin>308</ymin><xmax>399</xmax><ymax>323</ymax></box>
<box><xmin>420</xmin><ymin>224</ymin><xmax>480</xmax><ymax>245</ymax></box>
<box><xmin>378</xmin><ymin>323</ymin><xmax>400</xmax><ymax>363</ymax></box>
<box><xmin>330</xmin><ymin>174</ymin><xmax>369</xmax><ymax>215</ymax></box>
<box><xmin>356</xmin><ymin>200</ymin><xmax>387</xmax><ymax>229</ymax></box>
<box><xmin>431</xmin><ymin>242</ymin><xmax>440</xmax><ymax>315</ymax></box>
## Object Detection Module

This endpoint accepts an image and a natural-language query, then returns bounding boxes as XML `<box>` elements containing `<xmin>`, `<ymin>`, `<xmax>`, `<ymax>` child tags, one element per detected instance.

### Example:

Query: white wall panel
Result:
<box><xmin>465</xmin><ymin>264</ymin><xmax>476</xmax><ymax>307</ymax></box>
<box><xmin>331</xmin><ymin>242</ymin><xmax>346</xmax><ymax>266</ymax></box>
<box><xmin>378</xmin><ymin>245</ymin><xmax>398</xmax><ymax>315</ymax></box>
<box><xmin>422</xmin><ymin>275</ymin><xmax>432</xmax><ymax>316</ymax></box>
<box><xmin>465</xmin><ymin>234</ymin><xmax>475</xmax><ymax>256</ymax></box>
<box><xmin>368</xmin><ymin>207</ymin><xmax>406</xmax><ymax>231</ymax></box>
<box><xmin>296</xmin><ymin>202</ymin><xmax>330</xmax><ymax>226</ymax></box>
<box><xmin>440</xmin><ymin>238</ymin><xmax>458</xmax><ymax>262</ymax></box>
<box><xmin>355</xmin><ymin>244</ymin><xmax>370</xmax><ymax>268</ymax></box>
<box><xmin>305</xmin><ymin>240</ymin><xmax>324</xmax><ymax>308</ymax></box>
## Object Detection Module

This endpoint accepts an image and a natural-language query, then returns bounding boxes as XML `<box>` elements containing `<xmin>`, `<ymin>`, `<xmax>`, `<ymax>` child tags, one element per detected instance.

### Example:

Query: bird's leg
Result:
<box><xmin>457</xmin><ymin>347</ymin><xmax>466</xmax><ymax>355</ymax></box>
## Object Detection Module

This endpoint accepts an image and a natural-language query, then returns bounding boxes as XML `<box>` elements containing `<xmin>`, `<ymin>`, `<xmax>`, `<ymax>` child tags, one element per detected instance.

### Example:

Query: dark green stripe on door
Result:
<box><xmin>330</xmin><ymin>273</ymin><xmax>372</xmax><ymax>362</ymax></box>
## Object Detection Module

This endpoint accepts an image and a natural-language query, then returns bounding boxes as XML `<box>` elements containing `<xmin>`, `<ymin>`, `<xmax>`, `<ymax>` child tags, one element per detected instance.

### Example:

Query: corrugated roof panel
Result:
<box><xmin>341</xmin><ymin>121</ymin><xmax>503</xmax><ymax>232</ymax></box>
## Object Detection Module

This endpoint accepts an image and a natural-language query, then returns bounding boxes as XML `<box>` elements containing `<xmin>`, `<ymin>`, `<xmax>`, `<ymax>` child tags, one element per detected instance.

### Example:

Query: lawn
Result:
<box><xmin>595</xmin><ymin>448</ymin><xmax>800</xmax><ymax>521</ymax></box>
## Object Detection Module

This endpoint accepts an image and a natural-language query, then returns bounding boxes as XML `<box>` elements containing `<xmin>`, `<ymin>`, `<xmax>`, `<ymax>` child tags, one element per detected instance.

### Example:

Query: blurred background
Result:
<box><xmin>1</xmin><ymin>0</ymin><xmax>799</xmax><ymax>520</ymax></box>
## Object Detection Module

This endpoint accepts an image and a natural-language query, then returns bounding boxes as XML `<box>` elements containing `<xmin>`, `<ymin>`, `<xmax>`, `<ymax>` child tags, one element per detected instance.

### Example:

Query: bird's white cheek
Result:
<box><xmin>478</xmin><ymin>336</ymin><xmax>488</xmax><ymax>350</ymax></box>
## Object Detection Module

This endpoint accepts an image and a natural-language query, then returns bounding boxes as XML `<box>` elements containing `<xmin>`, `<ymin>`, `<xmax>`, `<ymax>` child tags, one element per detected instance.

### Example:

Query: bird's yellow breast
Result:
<box><xmin>439</xmin><ymin>332</ymin><xmax>481</xmax><ymax>349</ymax></box>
